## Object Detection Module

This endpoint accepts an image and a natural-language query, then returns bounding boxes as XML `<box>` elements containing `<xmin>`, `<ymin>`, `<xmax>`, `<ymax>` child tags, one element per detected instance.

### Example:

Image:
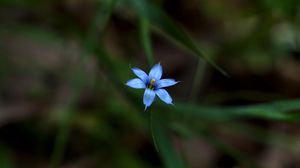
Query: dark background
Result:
<box><xmin>0</xmin><ymin>0</ymin><xmax>300</xmax><ymax>167</ymax></box>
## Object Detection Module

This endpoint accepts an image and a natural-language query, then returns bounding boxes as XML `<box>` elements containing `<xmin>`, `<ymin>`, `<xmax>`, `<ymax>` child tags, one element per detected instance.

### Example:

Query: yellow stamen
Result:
<box><xmin>150</xmin><ymin>79</ymin><xmax>156</xmax><ymax>85</ymax></box>
<box><xmin>148</xmin><ymin>79</ymin><xmax>156</xmax><ymax>90</ymax></box>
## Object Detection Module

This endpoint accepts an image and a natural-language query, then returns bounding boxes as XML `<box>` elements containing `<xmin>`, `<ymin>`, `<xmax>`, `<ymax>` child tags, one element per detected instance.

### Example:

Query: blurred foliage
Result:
<box><xmin>1</xmin><ymin>0</ymin><xmax>300</xmax><ymax>168</ymax></box>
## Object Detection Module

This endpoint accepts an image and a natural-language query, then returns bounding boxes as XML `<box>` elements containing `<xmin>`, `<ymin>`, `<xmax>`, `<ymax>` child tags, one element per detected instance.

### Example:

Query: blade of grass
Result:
<box><xmin>139</xmin><ymin>18</ymin><xmax>155</xmax><ymax>67</ymax></box>
<box><xmin>189</xmin><ymin>58</ymin><xmax>207</xmax><ymax>102</ymax></box>
<box><xmin>126</xmin><ymin>0</ymin><xmax>227</xmax><ymax>76</ymax></box>
<box><xmin>172</xmin><ymin>99</ymin><xmax>300</xmax><ymax>122</ymax></box>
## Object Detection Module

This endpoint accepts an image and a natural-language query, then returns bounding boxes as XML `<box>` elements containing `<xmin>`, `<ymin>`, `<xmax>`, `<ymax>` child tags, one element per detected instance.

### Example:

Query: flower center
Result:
<box><xmin>147</xmin><ymin>78</ymin><xmax>156</xmax><ymax>90</ymax></box>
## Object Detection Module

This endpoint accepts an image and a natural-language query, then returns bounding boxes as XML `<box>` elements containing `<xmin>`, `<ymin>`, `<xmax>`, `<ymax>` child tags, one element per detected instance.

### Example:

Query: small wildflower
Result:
<box><xmin>126</xmin><ymin>63</ymin><xmax>178</xmax><ymax>110</ymax></box>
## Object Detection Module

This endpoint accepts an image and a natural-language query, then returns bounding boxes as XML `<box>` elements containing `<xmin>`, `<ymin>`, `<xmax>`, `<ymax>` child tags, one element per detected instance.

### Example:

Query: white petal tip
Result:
<box><xmin>166</xmin><ymin>102</ymin><xmax>173</xmax><ymax>105</ymax></box>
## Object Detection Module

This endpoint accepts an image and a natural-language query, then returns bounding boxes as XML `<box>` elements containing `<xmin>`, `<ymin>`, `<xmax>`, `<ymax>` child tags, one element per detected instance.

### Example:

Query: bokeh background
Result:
<box><xmin>1</xmin><ymin>0</ymin><xmax>300</xmax><ymax>167</ymax></box>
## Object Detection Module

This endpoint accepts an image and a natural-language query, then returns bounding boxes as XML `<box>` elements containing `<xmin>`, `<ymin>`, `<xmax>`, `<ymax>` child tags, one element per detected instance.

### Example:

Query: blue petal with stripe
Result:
<box><xmin>131</xmin><ymin>67</ymin><xmax>149</xmax><ymax>83</ymax></box>
<box><xmin>149</xmin><ymin>63</ymin><xmax>162</xmax><ymax>80</ymax></box>
<box><xmin>143</xmin><ymin>89</ymin><xmax>156</xmax><ymax>110</ymax></box>
<box><xmin>126</xmin><ymin>78</ymin><xmax>146</xmax><ymax>89</ymax></box>
<box><xmin>156</xmin><ymin>79</ymin><xmax>178</xmax><ymax>88</ymax></box>
<box><xmin>155</xmin><ymin>89</ymin><xmax>173</xmax><ymax>104</ymax></box>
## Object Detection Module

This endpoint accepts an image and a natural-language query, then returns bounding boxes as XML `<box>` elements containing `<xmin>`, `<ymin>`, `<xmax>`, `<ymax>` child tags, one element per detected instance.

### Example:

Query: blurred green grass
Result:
<box><xmin>1</xmin><ymin>0</ymin><xmax>300</xmax><ymax>167</ymax></box>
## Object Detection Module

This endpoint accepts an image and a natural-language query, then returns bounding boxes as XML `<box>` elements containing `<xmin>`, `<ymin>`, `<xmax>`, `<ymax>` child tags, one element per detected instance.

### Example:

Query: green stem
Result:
<box><xmin>150</xmin><ymin>111</ymin><xmax>159</xmax><ymax>152</ymax></box>
<box><xmin>140</xmin><ymin>16</ymin><xmax>159</xmax><ymax>152</ymax></box>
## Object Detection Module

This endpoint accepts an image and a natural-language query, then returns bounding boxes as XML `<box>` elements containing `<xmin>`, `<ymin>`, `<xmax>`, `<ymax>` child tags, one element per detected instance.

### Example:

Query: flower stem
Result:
<box><xmin>140</xmin><ymin>16</ymin><xmax>159</xmax><ymax>152</ymax></box>
<box><xmin>150</xmin><ymin>110</ymin><xmax>159</xmax><ymax>152</ymax></box>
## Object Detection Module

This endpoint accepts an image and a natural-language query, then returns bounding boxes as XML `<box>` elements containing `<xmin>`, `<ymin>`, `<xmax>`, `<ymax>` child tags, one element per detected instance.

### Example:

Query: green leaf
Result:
<box><xmin>231</xmin><ymin>99</ymin><xmax>300</xmax><ymax>121</ymax></box>
<box><xmin>173</xmin><ymin>99</ymin><xmax>300</xmax><ymax>121</ymax></box>
<box><xmin>126</xmin><ymin>0</ymin><xmax>227</xmax><ymax>76</ymax></box>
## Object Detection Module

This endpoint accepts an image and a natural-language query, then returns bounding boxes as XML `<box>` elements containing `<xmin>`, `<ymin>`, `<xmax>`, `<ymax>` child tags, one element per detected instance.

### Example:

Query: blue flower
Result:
<box><xmin>126</xmin><ymin>63</ymin><xmax>178</xmax><ymax>110</ymax></box>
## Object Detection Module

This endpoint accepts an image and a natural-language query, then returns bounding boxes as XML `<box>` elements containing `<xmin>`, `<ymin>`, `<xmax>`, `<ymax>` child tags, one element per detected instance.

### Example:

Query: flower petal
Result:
<box><xmin>149</xmin><ymin>63</ymin><xmax>162</xmax><ymax>80</ymax></box>
<box><xmin>156</xmin><ymin>79</ymin><xmax>178</xmax><ymax>88</ymax></box>
<box><xmin>131</xmin><ymin>67</ymin><xmax>148</xmax><ymax>83</ymax></box>
<box><xmin>155</xmin><ymin>89</ymin><xmax>173</xmax><ymax>104</ymax></box>
<box><xmin>126</xmin><ymin>78</ymin><xmax>146</xmax><ymax>89</ymax></box>
<box><xmin>143</xmin><ymin>88</ymin><xmax>156</xmax><ymax>110</ymax></box>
